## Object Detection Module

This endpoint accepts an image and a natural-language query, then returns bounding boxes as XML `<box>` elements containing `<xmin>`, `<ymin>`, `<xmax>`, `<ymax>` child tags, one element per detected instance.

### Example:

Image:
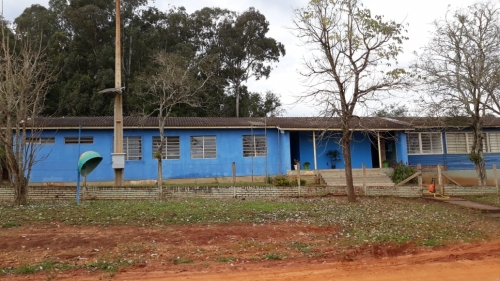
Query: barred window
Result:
<box><xmin>446</xmin><ymin>132</ymin><xmax>488</xmax><ymax>154</ymax></box>
<box><xmin>407</xmin><ymin>132</ymin><xmax>443</xmax><ymax>155</ymax></box>
<box><xmin>242</xmin><ymin>135</ymin><xmax>267</xmax><ymax>157</ymax></box>
<box><xmin>27</xmin><ymin>137</ymin><xmax>55</xmax><ymax>144</ymax></box>
<box><xmin>190</xmin><ymin>136</ymin><xmax>216</xmax><ymax>159</ymax></box>
<box><xmin>64</xmin><ymin>137</ymin><xmax>93</xmax><ymax>144</ymax></box>
<box><xmin>123</xmin><ymin>136</ymin><xmax>142</xmax><ymax>160</ymax></box>
<box><xmin>152</xmin><ymin>136</ymin><xmax>180</xmax><ymax>159</ymax></box>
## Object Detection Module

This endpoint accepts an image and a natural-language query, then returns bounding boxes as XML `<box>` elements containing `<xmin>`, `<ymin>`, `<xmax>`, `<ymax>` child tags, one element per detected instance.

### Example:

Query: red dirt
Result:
<box><xmin>2</xmin><ymin>223</ymin><xmax>500</xmax><ymax>280</ymax></box>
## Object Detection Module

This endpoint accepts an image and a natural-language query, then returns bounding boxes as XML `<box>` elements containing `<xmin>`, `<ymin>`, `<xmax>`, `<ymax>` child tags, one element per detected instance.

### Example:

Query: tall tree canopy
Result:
<box><xmin>415</xmin><ymin>1</ymin><xmax>500</xmax><ymax>186</ymax></box>
<box><xmin>12</xmin><ymin>1</ymin><xmax>285</xmax><ymax>118</ymax></box>
<box><xmin>293</xmin><ymin>0</ymin><xmax>409</xmax><ymax>202</ymax></box>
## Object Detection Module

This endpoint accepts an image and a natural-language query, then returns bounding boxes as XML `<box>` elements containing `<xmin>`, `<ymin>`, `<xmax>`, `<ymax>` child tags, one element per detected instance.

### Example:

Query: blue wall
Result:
<box><xmin>406</xmin><ymin>130</ymin><xmax>500</xmax><ymax>170</ymax></box>
<box><xmin>30</xmin><ymin>128</ymin><xmax>290</xmax><ymax>183</ymax></box>
<box><xmin>295</xmin><ymin>131</ymin><xmax>373</xmax><ymax>169</ymax></box>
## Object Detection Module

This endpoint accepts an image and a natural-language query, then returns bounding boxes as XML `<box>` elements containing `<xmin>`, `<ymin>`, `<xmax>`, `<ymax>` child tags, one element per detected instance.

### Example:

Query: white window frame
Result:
<box><xmin>242</xmin><ymin>135</ymin><xmax>267</xmax><ymax>157</ymax></box>
<box><xmin>123</xmin><ymin>136</ymin><xmax>142</xmax><ymax>160</ymax></box>
<box><xmin>407</xmin><ymin>132</ymin><xmax>443</xmax><ymax>155</ymax></box>
<box><xmin>446</xmin><ymin>132</ymin><xmax>488</xmax><ymax>154</ymax></box>
<box><xmin>190</xmin><ymin>136</ymin><xmax>216</xmax><ymax>159</ymax></box>
<box><xmin>488</xmin><ymin>132</ymin><xmax>500</xmax><ymax>153</ymax></box>
<box><xmin>64</xmin><ymin>137</ymin><xmax>93</xmax><ymax>144</ymax></box>
<box><xmin>152</xmin><ymin>136</ymin><xmax>180</xmax><ymax>160</ymax></box>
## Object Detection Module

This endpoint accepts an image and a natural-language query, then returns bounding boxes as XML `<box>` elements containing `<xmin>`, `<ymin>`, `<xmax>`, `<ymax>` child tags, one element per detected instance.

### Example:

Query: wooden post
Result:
<box><xmin>362</xmin><ymin>163</ymin><xmax>366</xmax><ymax>194</ymax></box>
<box><xmin>232</xmin><ymin>162</ymin><xmax>236</xmax><ymax>198</ymax></box>
<box><xmin>297</xmin><ymin>161</ymin><xmax>301</xmax><ymax>197</ymax></box>
<box><xmin>437</xmin><ymin>165</ymin><xmax>443</xmax><ymax>195</ymax></box>
<box><xmin>494</xmin><ymin>164</ymin><xmax>498</xmax><ymax>195</ymax></box>
<box><xmin>417</xmin><ymin>164</ymin><xmax>422</xmax><ymax>188</ymax></box>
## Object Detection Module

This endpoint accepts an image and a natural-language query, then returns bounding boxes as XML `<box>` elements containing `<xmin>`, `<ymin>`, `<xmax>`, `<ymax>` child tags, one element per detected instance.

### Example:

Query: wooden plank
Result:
<box><xmin>441</xmin><ymin>173</ymin><xmax>463</xmax><ymax>187</ymax></box>
<box><xmin>396</xmin><ymin>171</ymin><xmax>420</xmax><ymax>186</ymax></box>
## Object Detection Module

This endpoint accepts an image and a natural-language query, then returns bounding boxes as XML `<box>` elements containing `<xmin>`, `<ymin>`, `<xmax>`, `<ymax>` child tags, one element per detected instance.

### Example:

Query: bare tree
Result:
<box><xmin>292</xmin><ymin>0</ymin><xmax>409</xmax><ymax>202</ymax></box>
<box><xmin>0</xmin><ymin>25</ymin><xmax>54</xmax><ymax>205</ymax></box>
<box><xmin>415</xmin><ymin>2</ymin><xmax>500</xmax><ymax>186</ymax></box>
<box><xmin>135</xmin><ymin>52</ymin><xmax>214</xmax><ymax>192</ymax></box>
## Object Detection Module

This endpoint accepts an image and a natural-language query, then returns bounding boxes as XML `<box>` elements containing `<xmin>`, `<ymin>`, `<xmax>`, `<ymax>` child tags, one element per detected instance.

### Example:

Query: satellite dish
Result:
<box><xmin>78</xmin><ymin>151</ymin><xmax>103</xmax><ymax>177</ymax></box>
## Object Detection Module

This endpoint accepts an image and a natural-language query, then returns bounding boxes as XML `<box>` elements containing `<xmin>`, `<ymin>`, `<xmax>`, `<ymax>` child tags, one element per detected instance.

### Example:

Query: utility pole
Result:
<box><xmin>113</xmin><ymin>0</ymin><xmax>124</xmax><ymax>186</ymax></box>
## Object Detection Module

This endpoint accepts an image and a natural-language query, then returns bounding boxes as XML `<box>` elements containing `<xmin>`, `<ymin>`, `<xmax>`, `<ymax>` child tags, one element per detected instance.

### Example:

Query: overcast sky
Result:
<box><xmin>2</xmin><ymin>0</ymin><xmax>480</xmax><ymax>116</ymax></box>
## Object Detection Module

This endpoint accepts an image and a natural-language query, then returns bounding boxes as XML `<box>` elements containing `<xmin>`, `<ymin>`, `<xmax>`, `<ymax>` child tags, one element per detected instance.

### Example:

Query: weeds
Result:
<box><xmin>264</xmin><ymin>253</ymin><xmax>284</xmax><ymax>260</ymax></box>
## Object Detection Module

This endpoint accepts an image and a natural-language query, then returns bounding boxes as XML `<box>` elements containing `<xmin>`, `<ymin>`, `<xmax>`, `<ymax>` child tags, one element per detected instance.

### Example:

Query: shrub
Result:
<box><xmin>391</xmin><ymin>163</ymin><xmax>417</xmax><ymax>184</ymax></box>
<box><xmin>272</xmin><ymin>175</ymin><xmax>291</xmax><ymax>186</ymax></box>
<box><xmin>290</xmin><ymin>178</ymin><xmax>307</xmax><ymax>186</ymax></box>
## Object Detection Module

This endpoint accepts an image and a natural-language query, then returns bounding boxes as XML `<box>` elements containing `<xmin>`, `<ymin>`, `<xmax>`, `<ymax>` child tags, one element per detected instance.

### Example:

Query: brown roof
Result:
<box><xmin>33</xmin><ymin>116</ymin><xmax>415</xmax><ymax>131</ymax></box>
<box><xmin>392</xmin><ymin>116</ymin><xmax>500</xmax><ymax>129</ymax></box>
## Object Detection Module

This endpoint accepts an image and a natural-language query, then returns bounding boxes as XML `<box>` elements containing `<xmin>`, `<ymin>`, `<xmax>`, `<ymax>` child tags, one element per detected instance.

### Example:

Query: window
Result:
<box><xmin>243</xmin><ymin>135</ymin><xmax>267</xmax><ymax>157</ymax></box>
<box><xmin>64</xmin><ymin>137</ymin><xmax>93</xmax><ymax>144</ymax></box>
<box><xmin>190</xmin><ymin>136</ymin><xmax>216</xmax><ymax>159</ymax></box>
<box><xmin>123</xmin><ymin>136</ymin><xmax>142</xmax><ymax>160</ymax></box>
<box><xmin>27</xmin><ymin>137</ymin><xmax>55</xmax><ymax>144</ymax></box>
<box><xmin>489</xmin><ymin>133</ymin><xmax>500</xmax><ymax>153</ymax></box>
<box><xmin>446</xmin><ymin>132</ymin><xmax>488</xmax><ymax>154</ymax></box>
<box><xmin>152</xmin><ymin>136</ymin><xmax>180</xmax><ymax>159</ymax></box>
<box><xmin>407</xmin><ymin>132</ymin><xmax>443</xmax><ymax>155</ymax></box>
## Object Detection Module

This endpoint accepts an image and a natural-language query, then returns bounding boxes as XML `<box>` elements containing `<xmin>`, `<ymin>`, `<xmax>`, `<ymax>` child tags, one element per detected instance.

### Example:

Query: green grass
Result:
<box><xmin>464</xmin><ymin>195</ymin><xmax>500</xmax><ymax>208</ymax></box>
<box><xmin>290</xmin><ymin>242</ymin><xmax>313</xmax><ymax>253</ymax></box>
<box><xmin>1</xmin><ymin>221</ymin><xmax>19</xmax><ymax>228</ymax></box>
<box><xmin>1</xmin><ymin>260</ymin><xmax>76</xmax><ymax>276</ymax></box>
<box><xmin>217</xmin><ymin>256</ymin><xmax>235</xmax><ymax>262</ymax></box>
<box><xmin>0</xmin><ymin>197</ymin><xmax>499</xmax><ymax>248</ymax></box>
<box><xmin>1</xmin><ymin>259</ymin><xmax>141</xmax><ymax>277</ymax></box>
<box><xmin>264</xmin><ymin>253</ymin><xmax>284</xmax><ymax>260</ymax></box>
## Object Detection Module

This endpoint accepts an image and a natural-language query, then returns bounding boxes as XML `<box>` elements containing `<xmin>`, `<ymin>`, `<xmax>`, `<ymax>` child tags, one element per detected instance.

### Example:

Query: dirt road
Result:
<box><xmin>2</xmin><ymin>223</ymin><xmax>500</xmax><ymax>280</ymax></box>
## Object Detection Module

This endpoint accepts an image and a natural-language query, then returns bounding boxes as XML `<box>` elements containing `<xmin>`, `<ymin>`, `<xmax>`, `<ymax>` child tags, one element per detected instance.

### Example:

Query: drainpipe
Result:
<box><xmin>313</xmin><ymin>131</ymin><xmax>317</xmax><ymax>170</ymax></box>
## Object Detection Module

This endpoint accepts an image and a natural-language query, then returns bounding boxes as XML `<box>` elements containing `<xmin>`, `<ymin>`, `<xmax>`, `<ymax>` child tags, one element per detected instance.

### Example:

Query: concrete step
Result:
<box><xmin>319</xmin><ymin>169</ymin><xmax>395</xmax><ymax>188</ymax></box>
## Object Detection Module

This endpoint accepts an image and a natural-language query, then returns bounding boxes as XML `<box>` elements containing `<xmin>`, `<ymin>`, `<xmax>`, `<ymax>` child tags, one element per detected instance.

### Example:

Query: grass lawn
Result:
<box><xmin>464</xmin><ymin>195</ymin><xmax>500</xmax><ymax>208</ymax></box>
<box><xmin>1</xmin><ymin>196</ymin><xmax>498</xmax><ymax>246</ymax></box>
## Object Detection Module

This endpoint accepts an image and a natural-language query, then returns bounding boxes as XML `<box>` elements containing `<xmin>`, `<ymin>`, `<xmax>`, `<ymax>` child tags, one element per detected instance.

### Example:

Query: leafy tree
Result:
<box><xmin>12</xmin><ymin>2</ymin><xmax>285</xmax><ymax>118</ymax></box>
<box><xmin>414</xmin><ymin>2</ymin><xmax>500</xmax><ymax>186</ymax></box>
<box><xmin>292</xmin><ymin>0</ymin><xmax>409</xmax><ymax>202</ymax></box>
<box><xmin>219</xmin><ymin>7</ymin><xmax>285</xmax><ymax>117</ymax></box>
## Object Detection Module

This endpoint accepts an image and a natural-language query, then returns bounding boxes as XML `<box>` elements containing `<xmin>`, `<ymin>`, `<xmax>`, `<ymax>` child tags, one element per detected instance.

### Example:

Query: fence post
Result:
<box><xmin>232</xmin><ymin>162</ymin><xmax>236</xmax><ymax>198</ymax></box>
<box><xmin>297</xmin><ymin>161</ymin><xmax>301</xmax><ymax>197</ymax></box>
<box><xmin>494</xmin><ymin>164</ymin><xmax>498</xmax><ymax>195</ymax></box>
<box><xmin>417</xmin><ymin>164</ymin><xmax>422</xmax><ymax>188</ymax></box>
<box><xmin>437</xmin><ymin>164</ymin><xmax>443</xmax><ymax>195</ymax></box>
<box><xmin>362</xmin><ymin>163</ymin><xmax>366</xmax><ymax>195</ymax></box>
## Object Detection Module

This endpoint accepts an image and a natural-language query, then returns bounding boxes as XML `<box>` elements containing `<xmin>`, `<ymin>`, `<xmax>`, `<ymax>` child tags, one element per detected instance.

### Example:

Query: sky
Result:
<box><xmin>2</xmin><ymin>0</ymin><xmax>480</xmax><ymax>117</ymax></box>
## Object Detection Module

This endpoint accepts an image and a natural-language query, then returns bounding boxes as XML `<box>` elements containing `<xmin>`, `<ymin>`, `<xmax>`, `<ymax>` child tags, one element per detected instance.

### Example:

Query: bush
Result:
<box><xmin>268</xmin><ymin>175</ymin><xmax>307</xmax><ymax>186</ymax></box>
<box><xmin>290</xmin><ymin>178</ymin><xmax>307</xmax><ymax>186</ymax></box>
<box><xmin>272</xmin><ymin>175</ymin><xmax>291</xmax><ymax>186</ymax></box>
<box><xmin>391</xmin><ymin>163</ymin><xmax>417</xmax><ymax>184</ymax></box>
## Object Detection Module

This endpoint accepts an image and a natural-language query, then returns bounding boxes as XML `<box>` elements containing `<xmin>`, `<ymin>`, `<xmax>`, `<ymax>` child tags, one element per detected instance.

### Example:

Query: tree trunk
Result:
<box><xmin>476</xmin><ymin>155</ymin><xmax>487</xmax><ymax>186</ymax></box>
<box><xmin>14</xmin><ymin>177</ymin><xmax>28</xmax><ymax>205</ymax></box>
<box><xmin>235</xmin><ymin>84</ymin><xmax>240</xmax><ymax>117</ymax></box>
<box><xmin>157</xmin><ymin>158</ymin><xmax>162</xmax><ymax>196</ymax></box>
<box><xmin>471</xmin><ymin>123</ymin><xmax>487</xmax><ymax>186</ymax></box>
<box><xmin>342</xmin><ymin>132</ymin><xmax>356</xmax><ymax>202</ymax></box>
